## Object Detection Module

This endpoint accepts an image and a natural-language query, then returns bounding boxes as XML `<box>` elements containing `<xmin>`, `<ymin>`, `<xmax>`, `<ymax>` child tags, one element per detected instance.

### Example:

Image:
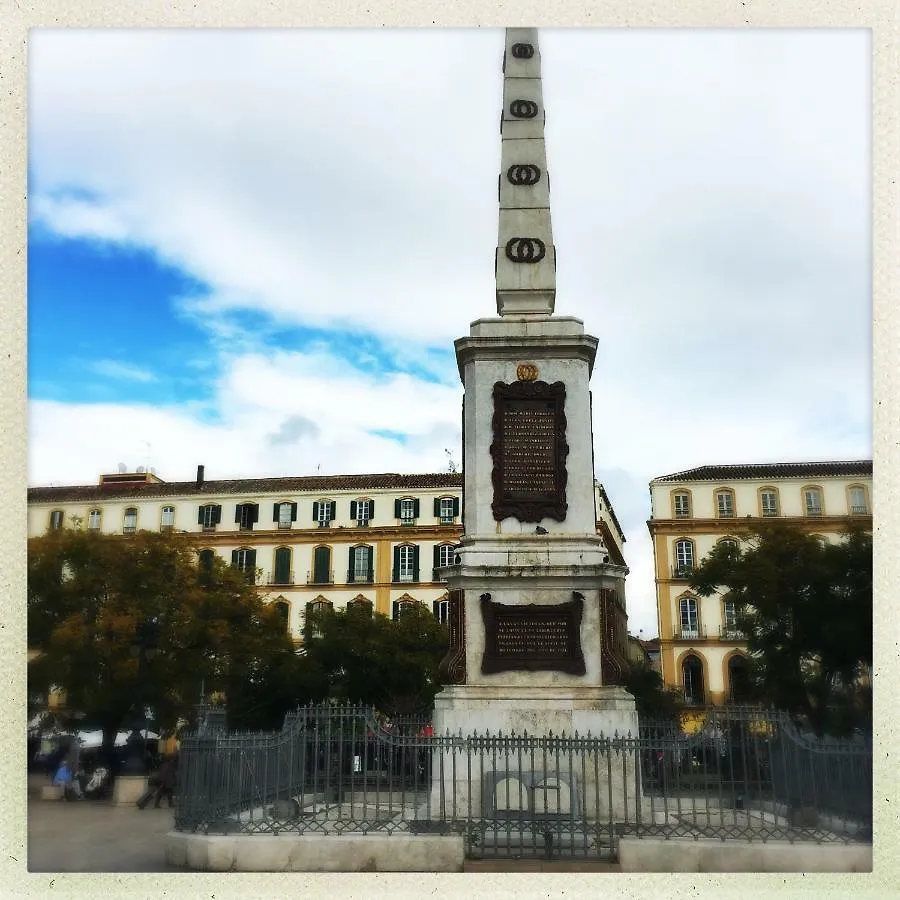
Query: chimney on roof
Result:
<box><xmin>196</xmin><ymin>465</ymin><xmax>205</xmax><ymax>487</ymax></box>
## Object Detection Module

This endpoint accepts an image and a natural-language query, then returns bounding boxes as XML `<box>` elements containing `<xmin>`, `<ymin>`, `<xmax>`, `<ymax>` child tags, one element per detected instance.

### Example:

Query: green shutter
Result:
<box><xmin>213</xmin><ymin>505</ymin><xmax>222</xmax><ymax>524</ymax></box>
<box><xmin>453</xmin><ymin>497</ymin><xmax>460</xmax><ymax>517</ymax></box>
<box><xmin>392</xmin><ymin>601</ymin><xmax>400</xmax><ymax>622</ymax></box>
<box><xmin>313</xmin><ymin>501</ymin><xmax>320</xmax><ymax>522</ymax></box>
<box><xmin>392</xmin><ymin>546</ymin><xmax>400</xmax><ymax>582</ymax></box>
<box><xmin>434</xmin><ymin>498</ymin><xmax>441</xmax><ymax>517</ymax></box>
<box><xmin>198</xmin><ymin>506</ymin><xmax>205</xmax><ymax>525</ymax></box>
<box><xmin>251</xmin><ymin>504</ymin><xmax>259</xmax><ymax>524</ymax></box>
<box><xmin>314</xmin><ymin>546</ymin><xmax>330</xmax><ymax>584</ymax></box>
<box><xmin>231</xmin><ymin>549</ymin><xmax>239</xmax><ymax>566</ymax></box>
<box><xmin>290</xmin><ymin>502</ymin><xmax>298</xmax><ymax>521</ymax></box>
<box><xmin>369</xmin><ymin>500</ymin><xmax>375</xmax><ymax>518</ymax></box>
<box><xmin>413</xmin><ymin>499</ymin><xmax>420</xmax><ymax>518</ymax></box>
<box><xmin>394</xmin><ymin>499</ymin><xmax>402</xmax><ymax>518</ymax></box>
<box><xmin>350</xmin><ymin>500</ymin><xmax>357</xmax><ymax>520</ymax></box>
<box><xmin>412</xmin><ymin>545</ymin><xmax>420</xmax><ymax>582</ymax></box>
<box><xmin>274</xmin><ymin>548</ymin><xmax>291</xmax><ymax>584</ymax></box>
<box><xmin>235</xmin><ymin>505</ymin><xmax>242</xmax><ymax>524</ymax></box>
<box><xmin>273</xmin><ymin>503</ymin><xmax>280</xmax><ymax>522</ymax></box>
<box><xmin>347</xmin><ymin>546</ymin><xmax>355</xmax><ymax>583</ymax></box>
<box><xmin>433</xmin><ymin>544</ymin><xmax>441</xmax><ymax>569</ymax></box>
<box><xmin>367</xmin><ymin>546</ymin><xmax>374</xmax><ymax>581</ymax></box>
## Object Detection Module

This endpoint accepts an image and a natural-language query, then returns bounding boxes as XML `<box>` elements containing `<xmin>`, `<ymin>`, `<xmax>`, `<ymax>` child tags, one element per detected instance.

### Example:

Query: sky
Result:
<box><xmin>27</xmin><ymin>28</ymin><xmax>871</xmax><ymax>639</ymax></box>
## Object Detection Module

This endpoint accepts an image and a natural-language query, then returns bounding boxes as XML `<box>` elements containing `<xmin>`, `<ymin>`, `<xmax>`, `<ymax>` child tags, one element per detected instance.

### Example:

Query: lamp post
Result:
<box><xmin>121</xmin><ymin>617</ymin><xmax>160</xmax><ymax>776</ymax></box>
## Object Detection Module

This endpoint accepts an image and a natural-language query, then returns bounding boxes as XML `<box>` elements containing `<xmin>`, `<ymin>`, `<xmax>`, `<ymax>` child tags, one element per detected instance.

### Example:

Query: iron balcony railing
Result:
<box><xmin>175</xmin><ymin>704</ymin><xmax>871</xmax><ymax>862</ymax></box>
<box><xmin>307</xmin><ymin>571</ymin><xmax>334</xmax><ymax>585</ymax></box>
<box><xmin>671</xmin><ymin>566</ymin><xmax>694</xmax><ymax>579</ymax></box>
<box><xmin>267</xmin><ymin>573</ymin><xmax>295</xmax><ymax>586</ymax></box>
<box><xmin>675</xmin><ymin>626</ymin><xmax>707</xmax><ymax>640</ymax></box>
<box><xmin>347</xmin><ymin>570</ymin><xmax>375</xmax><ymax>584</ymax></box>
<box><xmin>850</xmin><ymin>505</ymin><xmax>868</xmax><ymax>515</ymax></box>
<box><xmin>719</xmin><ymin>626</ymin><xmax>744</xmax><ymax>641</ymax></box>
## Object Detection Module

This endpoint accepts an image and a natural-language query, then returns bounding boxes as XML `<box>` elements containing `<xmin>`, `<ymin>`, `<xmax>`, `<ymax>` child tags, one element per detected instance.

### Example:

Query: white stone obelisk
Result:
<box><xmin>430</xmin><ymin>31</ymin><xmax>638</xmax><ymax>819</ymax></box>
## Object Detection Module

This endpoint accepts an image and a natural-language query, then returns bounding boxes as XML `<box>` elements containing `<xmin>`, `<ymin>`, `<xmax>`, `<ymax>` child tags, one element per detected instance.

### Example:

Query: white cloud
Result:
<box><xmin>88</xmin><ymin>359</ymin><xmax>158</xmax><ymax>383</ymax></box>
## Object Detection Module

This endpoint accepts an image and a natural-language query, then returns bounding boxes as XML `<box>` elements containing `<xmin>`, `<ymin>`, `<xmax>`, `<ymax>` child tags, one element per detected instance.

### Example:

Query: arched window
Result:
<box><xmin>273</xmin><ymin>599</ymin><xmax>290</xmax><ymax>633</ymax></box>
<box><xmin>715</xmin><ymin>488</ymin><xmax>736</xmax><ymax>519</ymax></box>
<box><xmin>803</xmin><ymin>486</ymin><xmax>824</xmax><ymax>517</ymax></box>
<box><xmin>392</xmin><ymin>594</ymin><xmax>418</xmax><ymax>621</ymax></box>
<box><xmin>721</xmin><ymin>595</ymin><xmax>741</xmax><ymax>639</ymax></box>
<box><xmin>350</xmin><ymin>498</ymin><xmax>373</xmax><ymax>526</ymax></box>
<box><xmin>672</xmin><ymin>491</ymin><xmax>691</xmax><ymax>519</ymax></box>
<box><xmin>347</xmin><ymin>595</ymin><xmax>373</xmax><ymax>616</ymax></box>
<box><xmin>393</xmin><ymin>544</ymin><xmax>419</xmax><ymax>583</ymax></box>
<box><xmin>348</xmin><ymin>545</ymin><xmax>374</xmax><ymax>583</ymax></box>
<box><xmin>728</xmin><ymin>654</ymin><xmax>752</xmax><ymax>703</ymax></box>
<box><xmin>435</xmin><ymin>496</ymin><xmax>460</xmax><ymax>523</ymax></box>
<box><xmin>847</xmin><ymin>484</ymin><xmax>869</xmax><ymax>515</ymax></box>
<box><xmin>198</xmin><ymin>548</ymin><xmax>215</xmax><ymax>574</ymax></box>
<box><xmin>759</xmin><ymin>487</ymin><xmax>779</xmax><ymax>517</ymax></box>
<box><xmin>275</xmin><ymin>501</ymin><xmax>296</xmax><ymax>530</ymax></box>
<box><xmin>311</xmin><ymin>546</ymin><xmax>332</xmax><ymax>584</ymax></box>
<box><xmin>679</xmin><ymin>596</ymin><xmax>700</xmax><ymax>639</ymax></box>
<box><xmin>673</xmin><ymin>539</ymin><xmax>694</xmax><ymax>577</ymax></box>
<box><xmin>305</xmin><ymin>597</ymin><xmax>332</xmax><ymax>639</ymax></box>
<box><xmin>123</xmin><ymin>507</ymin><xmax>138</xmax><ymax>534</ymax></box>
<box><xmin>160</xmin><ymin>506</ymin><xmax>175</xmax><ymax>531</ymax></box>
<box><xmin>433</xmin><ymin>594</ymin><xmax>450</xmax><ymax>625</ymax></box>
<box><xmin>273</xmin><ymin>547</ymin><xmax>293</xmax><ymax>585</ymax></box>
<box><xmin>433</xmin><ymin>543</ymin><xmax>456</xmax><ymax>580</ymax></box>
<box><xmin>49</xmin><ymin>510</ymin><xmax>64</xmax><ymax>531</ymax></box>
<box><xmin>87</xmin><ymin>508</ymin><xmax>102</xmax><ymax>532</ymax></box>
<box><xmin>395</xmin><ymin>497</ymin><xmax>419</xmax><ymax>525</ymax></box>
<box><xmin>717</xmin><ymin>537</ymin><xmax>739</xmax><ymax>555</ymax></box>
<box><xmin>232</xmin><ymin>548</ymin><xmax>257</xmax><ymax>584</ymax></box>
<box><xmin>313</xmin><ymin>500</ymin><xmax>335</xmax><ymax>527</ymax></box>
<box><xmin>682</xmin><ymin>654</ymin><xmax>705</xmax><ymax>706</ymax></box>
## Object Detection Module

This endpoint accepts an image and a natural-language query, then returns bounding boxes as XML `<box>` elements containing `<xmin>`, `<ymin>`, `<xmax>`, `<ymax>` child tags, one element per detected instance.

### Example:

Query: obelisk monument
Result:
<box><xmin>433</xmin><ymin>28</ymin><xmax>638</xmax><ymax>744</ymax></box>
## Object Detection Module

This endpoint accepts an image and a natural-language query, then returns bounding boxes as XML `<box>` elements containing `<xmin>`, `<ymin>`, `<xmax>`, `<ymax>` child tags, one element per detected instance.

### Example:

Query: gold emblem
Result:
<box><xmin>516</xmin><ymin>363</ymin><xmax>539</xmax><ymax>381</ymax></box>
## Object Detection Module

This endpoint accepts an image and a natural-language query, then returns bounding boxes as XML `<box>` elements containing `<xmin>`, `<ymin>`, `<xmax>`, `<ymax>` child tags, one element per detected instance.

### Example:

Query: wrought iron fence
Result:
<box><xmin>174</xmin><ymin>704</ymin><xmax>871</xmax><ymax>861</ymax></box>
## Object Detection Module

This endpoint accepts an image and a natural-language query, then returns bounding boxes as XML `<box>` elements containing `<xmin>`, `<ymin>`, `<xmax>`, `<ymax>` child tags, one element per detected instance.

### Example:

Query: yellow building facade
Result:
<box><xmin>647</xmin><ymin>460</ymin><xmax>872</xmax><ymax>709</ymax></box>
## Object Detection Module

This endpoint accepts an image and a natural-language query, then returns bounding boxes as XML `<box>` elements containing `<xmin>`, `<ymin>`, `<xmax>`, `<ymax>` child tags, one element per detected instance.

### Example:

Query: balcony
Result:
<box><xmin>717</xmin><ymin>510</ymin><xmax>735</xmax><ymax>519</ymax></box>
<box><xmin>805</xmin><ymin>508</ymin><xmax>823</xmax><ymax>517</ymax></box>
<box><xmin>439</xmin><ymin>516</ymin><xmax>455</xmax><ymax>525</ymax></box>
<box><xmin>307</xmin><ymin>571</ymin><xmax>334</xmax><ymax>585</ymax></box>
<box><xmin>123</xmin><ymin>526</ymin><xmax>137</xmax><ymax>535</ymax></box>
<box><xmin>267</xmin><ymin>573</ymin><xmax>295</xmax><ymax>586</ymax></box>
<box><xmin>671</xmin><ymin>565</ymin><xmax>694</xmax><ymax>580</ymax></box>
<box><xmin>346</xmin><ymin>570</ymin><xmax>374</xmax><ymax>584</ymax></box>
<box><xmin>674</xmin><ymin>626</ymin><xmax>707</xmax><ymax>641</ymax></box>
<box><xmin>277</xmin><ymin>522</ymin><xmax>293</xmax><ymax>531</ymax></box>
<box><xmin>317</xmin><ymin>521</ymin><xmax>332</xmax><ymax>529</ymax></box>
<box><xmin>718</xmin><ymin>626</ymin><xmax>744</xmax><ymax>641</ymax></box>
<box><xmin>202</xmin><ymin>525</ymin><xmax>217</xmax><ymax>533</ymax></box>
<box><xmin>850</xmin><ymin>505</ymin><xmax>869</xmax><ymax>515</ymax></box>
<box><xmin>400</xmin><ymin>518</ymin><xmax>416</xmax><ymax>527</ymax></box>
<box><xmin>356</xmin><ymin>519</ymin><xmax>370</xmax><ymax>528</ymax></box>
<box><xmin>674</xmin><ymin>510</ymin><xmax>691</xmax><ymax>519</ymax></box>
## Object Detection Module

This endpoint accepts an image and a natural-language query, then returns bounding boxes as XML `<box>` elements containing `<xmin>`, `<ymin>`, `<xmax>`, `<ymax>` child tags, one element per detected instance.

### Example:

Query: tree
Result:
<box><xmin>689</xmin><ymin>521</ymin><xmax>872</xmax><ymax>734</ymax></box>
<box><xmin>303</xmin><ymin>602</ymin><xmax>449</xmax><ymax>713</ymax></box>
<box><xmin>624</xmin><ymin>661</ymin><xmax>685</xmax><ymax>725</ymax></box>
<box><xmin>28</xmin><ymin>528</ymin><xmax>294</xmax><ymax>754</ymax></box>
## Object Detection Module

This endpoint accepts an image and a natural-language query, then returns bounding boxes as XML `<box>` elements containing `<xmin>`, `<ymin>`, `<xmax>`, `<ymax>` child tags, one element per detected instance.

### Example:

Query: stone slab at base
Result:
<box><xmin>40</xmin><ymin>785</ymin><xmax>64</xmax><ymax>801</ymax></box>
<box><xmin>617</xmin><ymin>837</ymin><xmax>872</xmax><ymax>872</ymax></box>
<box><xmin>165</xmin><ymin>832</ymin><xmax>465</xmax><ymax>872</ymax></box>
<box><xmin>111</xmin><ymin>775</ymin><xmax>148</xmax><ymax>806</ymax></box>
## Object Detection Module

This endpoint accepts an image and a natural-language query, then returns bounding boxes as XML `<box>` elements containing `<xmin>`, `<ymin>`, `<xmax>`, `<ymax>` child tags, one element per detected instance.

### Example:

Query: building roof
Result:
<box><xmin>28</xmin><ymin>472</ymin><xmax>464</xmax><ymax>503</ymax></box>
<box><xmin>651</xmin><ymin>460</ymin><xmax>872</xmax><ymax>484</ymax></box>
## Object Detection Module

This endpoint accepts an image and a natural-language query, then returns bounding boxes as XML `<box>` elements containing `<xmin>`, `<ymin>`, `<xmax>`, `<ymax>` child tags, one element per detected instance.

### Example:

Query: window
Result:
<box><xmin>718</xmin><ymin>538</ymin><xmax>739</xmax><ymax>554</ymax></box>
<box><xmin>198</xmin><ymin>548</ymin><xmax>215</xmax><ymax>576</ymax></box>
<box><xmin>273</xmin><ymin>547</ymin><xmax>293</xmax><ymax>585</ymax></box>
<box><xmin>49</xmin><ymin>510</ymin><xmax>64</xmax><ymax>531</ymax></box>
<box><xmin>433</xmin><ymin>543</ymin><xmax>456</xmax><ymax>580</ymax></box>
<box><xmin>273</xmin><ymin>599</ymin><xmax>290</xmax><ymax>633</ymax></box>
<box><xmin>760</xmin><ymin>489</ymin><xmax>778</xmax><ymax>517</ymax></box>
<box><xmin>679</xmin><ymin>597</ymin><xmax>699</xmax><ymax>638</ymax></box>
<box><xmin>123</xmin><ymin>507</ymin><xmax>138</xmax><ymax>534</ymax></box>
<box><xmin>313</xmin><ymin>500</ymin><xmax>334</xmax><ymax>527</ymax></box>
<box><xmin>848</xmin><ymin>486</ymin><xmax>868</xmax><ymax>515</ymax></box>
<box><xmin>716</xmin><ymin>489</ymin><xmax>735</xmax><ymax>518</ymax></box>
<box><xmin>722</xmin><ymin>596</ymin><xmax>740</xmax><ymax>638</ymax></box>
<box><xmin>392</xmin><ymin>596</ymin><xmax>417</xmax><ymax>621</ymax></box>
<box><xmin>347</xmin><ymin>595</ymin><xmax>373</xmax><ymax>616</ymax></box>
<box><xmin>88</xmin><ymin>509</ymin><xmax>102</xmax><ymax>532</ymax></box>
<box><xmin>673</xmin><ymin>540</ymin><xmax>694</xmax><ymax>577</ymax></box>
<box><xmin>435</xmin><ymin>496</ymin><xmax>460</xmax><ymax>523</ymax></box>
<box><xmin>231</xmin><ymin>548</ymin><xmax>257</xmax><ymax>585</ymax></box>
<box><xmin>350</xmin><ymin>499</ymin><xmax>373</xmax><ymax>526</ymax></box>
<box><xmin>433</xmin><ymin>596</ymin><xmax>450</xmax><ymax>625</ymax></box>
<box><xmin>198</xmin><ymin>504</ymin><xmax>221</xmax><ymax>531</ymax></box>
<box><xmin>682</xmin><ymin>654</ymin><xmax>705</xmax><ymax>705</ymax></box>
<box><xmin>274</xmin><ymin>501</ymin><xmax>296</xmax><ymax>529</ymax></box>
<box><xmin>160</xmin><ymin>506</ymin><xmax>175</xmax><ymax>531</ymax></box>
<box><xmin>305</xmin><ymin>598</ymin><xmax>331</xmax><ymax>639</ymax></box>
<box><xmin>728</xmin><ymin>655</ymin><xmax>751</xmax><ymax>703</ymax></box>
<box><xmin>804</xmin><ymin>487</ymin><xmax>824</xmax><ymax>517</ymax></box>
<box><xmin>312</xmin><ymin>546</ymin><xmax>332</xmax><ymax>584</ymax></box>
<box><xmin>396</xmin><ymin>498</ymin><xmax>419</xmax><ymax>524</ymax></box>
<box><xmin>393</xmin><ymin>544</ymin><xmax>419</xmax><ymax>583</ymax></box>
<box><xmin>673</xmin><ymin>492</ymin><xmax>691</xmax><ymax>519</ymax></box>
<box><xmin>235</xmin><ymin>502</ymin><xmax>258</xmax><ymax>531</ymax></box>
<box><xmin>348</xmin><ymin>545</ymin><xmax>373</xmax><ymax>583</ymax></box>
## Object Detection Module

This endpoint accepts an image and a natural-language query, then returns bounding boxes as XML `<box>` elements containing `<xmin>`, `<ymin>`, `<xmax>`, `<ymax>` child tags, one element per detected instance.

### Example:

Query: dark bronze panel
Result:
<box><xmin>437</xmin><ymin>590</ymin><xmax>466</xmax><ymax>685</ymax></box>
<box><xmin>480</xmin><ymin>593</ymin><xmax>585</xmax><ymax>675</ymax></box>
<box><xmin>490</xmin><ymin>380</ymin><xmax>568</xmax><ymax>522</ymax></box>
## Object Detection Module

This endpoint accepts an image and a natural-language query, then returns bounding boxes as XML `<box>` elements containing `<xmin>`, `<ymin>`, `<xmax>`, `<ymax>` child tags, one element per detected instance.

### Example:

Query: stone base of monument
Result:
<box><xmin>111</xmin><ymin>774</ymin><xmax>148</xmax><ymax>806</ymax></box>
<box><xmin>430</xmin><ymin>684</ymin><xmax>639</xmax><ymax>821</ymax></box>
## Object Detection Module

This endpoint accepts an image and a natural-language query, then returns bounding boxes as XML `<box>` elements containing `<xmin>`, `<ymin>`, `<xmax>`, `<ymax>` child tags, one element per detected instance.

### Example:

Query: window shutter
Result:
<box><xmin>434</xmin><ymin>498</ymin><xmax>441</xmax><ymax>517</ymax></box>
<box><xmin>247</xmin><ymin>548</ymin><xmax>256</xmax><ymax>569</ymax></box>
<box><xmin>433</xmin><ymin>599</ymin><xmax>440</xmax><ymax>618</ymax></box>
<box><xmin>394</xmin><ymin>499</ymin><xmax>402</xmax><ymax>518</ymax></box>
<box><xmin>413</xmin><ymin>499</ymin><xmax>420</xmax><ymax>518</ymax></box>
<box><xmin>392</xmin><ymin>601</ymin><xmax>400</xmax><ymax>622</ymax></box>
<box><xmin>347</xmin><ymin>546</ymin><xmax>355</xmax><ymax>583</ymax></box>
<box><xmin>198</xmin><ymin>506</ymin><xmax>205</xmax><ymax>525</ymax></box>
<box><xmin>366</xmin><ymin>546</ymin><xmax>374</xmax><ymax>581</ymax></box>
<box><xmin>453</xmin><ymin>497</ymin><xmax>460</xmax><ymax>517</ymax></box>
<box><xmin>235</xmin><ymin>505</ymin><xmax>242</xmax><ymax>524</ymax></box>
<box><xmin>369</xmin><ymin>500</ymin><xmax>375</xmax><ymax>518</ymax></box>
<box><xmin>273</xmin><ymin>503</ymin><xmax>280</xmax><ymax>522</ymax></box>
<box><xmin>290</xmin><ymin>502</ymin><xmax>298</xmax><ymax>521</ymax></box>
<box><xmin>231</xmin><ymin>549</ymin><xmax>239</xmax><ymax>566</ymax></box>
<box><xmin>251</xmin><ymin>504</ymin><xmax>259</xmax><ymax>524</ymax></box>
<box><xmin>213</xmin><ymin>505</ymin><xmax>222</xmax><ymax>524</ymax></box>
<box><xmin>392</xmin><ymin>546</ymin><xmax>400</xmax><ymax>582</ymax></box>
<box><xmin>350</xmin><ymin>500</ymin><xmax>357</xmax><ymax>520</ymax></box>
<box><xmin>326</xmin><ymin>501</ymin><xmax>334</xmax><ymax>521</ymax></box>
<box><xmin>412</xmin><ymin>545</ymin><xmax>420</xmax><ymax>582</ymax></box>
<box><xmin>313</xmin><ymin>501</ymin><xmax>320</xmax><ymax>522</ymax></box>
<box><xmin>433</xmin><ymin>544</ymin><xmax>441</xmax><ymax>568</ymax></box>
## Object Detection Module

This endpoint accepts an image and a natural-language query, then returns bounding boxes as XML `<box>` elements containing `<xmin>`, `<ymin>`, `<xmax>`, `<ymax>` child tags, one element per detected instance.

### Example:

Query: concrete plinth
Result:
<box><xmin>111</xmin><ymin>775</ymin><xmax>148</xmax><ymax>806</ymax></box>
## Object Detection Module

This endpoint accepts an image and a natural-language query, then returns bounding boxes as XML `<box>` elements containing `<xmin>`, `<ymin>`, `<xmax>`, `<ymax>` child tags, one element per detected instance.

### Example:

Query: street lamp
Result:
<box><xmin>121</xmin><ymin>617</ymin><xmax>160</xmax><ymax>776</ymax></box>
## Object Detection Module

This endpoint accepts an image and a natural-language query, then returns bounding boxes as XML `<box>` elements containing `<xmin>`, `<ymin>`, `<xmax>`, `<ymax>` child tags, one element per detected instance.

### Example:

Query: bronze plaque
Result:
<box><xmin>490</xmin><ymin>380</ymin><xmax>568</xmax><ymax>522</ymax></box>
<box><xmin>480</xmin><ymin>593</ymin><xmax>585</xmax><ymax>675</ymax></box>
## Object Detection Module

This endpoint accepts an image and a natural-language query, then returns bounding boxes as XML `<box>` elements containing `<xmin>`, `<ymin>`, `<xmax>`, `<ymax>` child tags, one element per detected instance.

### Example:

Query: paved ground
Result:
<box><xmin>27</xmin><ymin>776</ymin><xmax>620</xmax><ymax>873</ymax></box>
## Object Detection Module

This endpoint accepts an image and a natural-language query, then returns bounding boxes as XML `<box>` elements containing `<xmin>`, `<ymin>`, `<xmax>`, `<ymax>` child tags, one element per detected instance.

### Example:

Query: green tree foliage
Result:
<box><xmin>624</xmin><ymin>661</ymin><xmax>685</xmax><ymax>724</ymax></box>
<box><xmin>303</xmin><ymin>602</ymin><xmax>449</xmax><ymax>714</ymax></box>
<box><xmin>28</xmin><ymin>528</ymin><xmax>295</xmax><ymax>749</ymax></box>
<box><xmin>689</xmin><ymin>521</ymin><xmax>872</xmax><ymax>734</ymax></box>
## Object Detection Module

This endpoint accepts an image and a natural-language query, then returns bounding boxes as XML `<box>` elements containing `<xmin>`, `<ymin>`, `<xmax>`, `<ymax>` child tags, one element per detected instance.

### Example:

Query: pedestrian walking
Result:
<box><xmin>136</xmin><ymin>753</ymin><xmax>177</xmax><ymax>809</ymax></box>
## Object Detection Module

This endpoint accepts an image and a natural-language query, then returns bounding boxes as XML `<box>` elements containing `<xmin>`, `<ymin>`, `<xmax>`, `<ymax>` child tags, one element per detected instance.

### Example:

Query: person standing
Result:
<box><xmin>137</xmin><ymin>753</ymin><xmax>177</xmax><ymax>809</ymax></box>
